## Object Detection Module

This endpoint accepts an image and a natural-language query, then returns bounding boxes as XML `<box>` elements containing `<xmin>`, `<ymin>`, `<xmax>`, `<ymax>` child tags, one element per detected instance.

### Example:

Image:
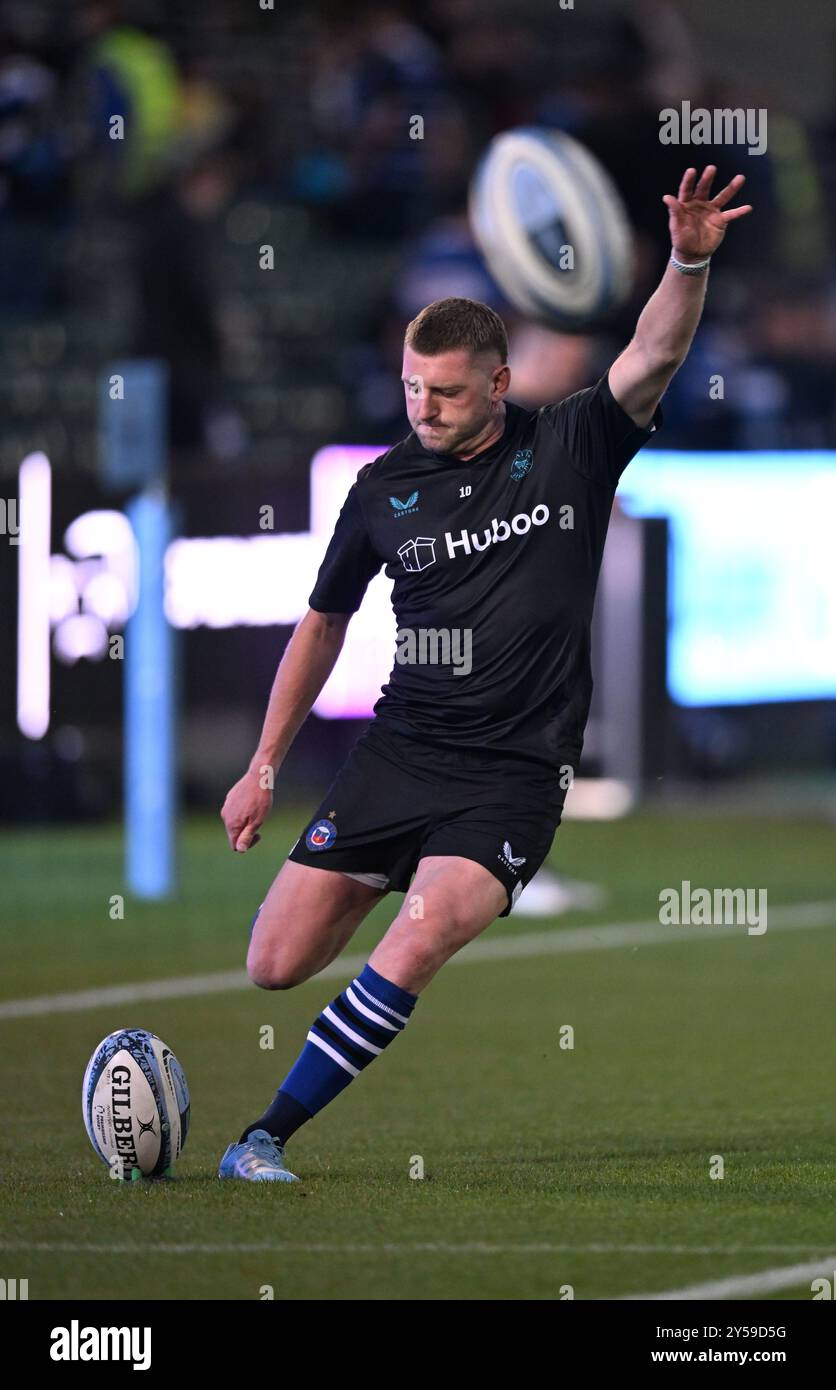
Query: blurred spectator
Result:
<box><xmin>72</xmin><ymin>0</ymin><xmax>180</xmax><ymax>206</ymax></box>
<box><xmin>131</xmin><ymin>147</ymin><xmax>245</xmax><ymax>470</ymax></box>
<box><xmin>1</xmin><ymin>0</ymin><xmax>835</xmax><ymax>472</ymax></box>
<box><xmin>290</xmin><ymin>2</ymin><xmax>452</xmax><ymax>237</ymax></box>
<box><xmin>0</xmin><ymin>35</ymin><xmax>70</xmax><ymax>311</ymax></box>
<box><xmin>424</xmin><ymin>0</ymin><xmax>538</xmax><ymax>140</ymax></box>
<box><xmin>394</xmin><ymin>210</ymin><xmax>503</xmax><ymax>319</ymax></box>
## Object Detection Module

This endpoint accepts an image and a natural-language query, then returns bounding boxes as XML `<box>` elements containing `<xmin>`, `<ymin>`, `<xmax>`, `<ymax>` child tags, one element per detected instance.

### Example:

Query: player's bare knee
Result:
<box><xmin>246</xmin><ymin>945</ymin><xmax>310</xmax><ymax>990</ymax></box>
<box><xmin>394</xmin><ymin>901</ymin><xmax>471</xmax><ymax>949</ymax></box>
<box><xmin>245</xmin><ymin>952</ymin><xmax>277</xmax><ymax>989</ymax></box>
<box><xmin>379</xmin><ymin>923</ymin><xmax>442</xmax><ymax>978</ymax></box>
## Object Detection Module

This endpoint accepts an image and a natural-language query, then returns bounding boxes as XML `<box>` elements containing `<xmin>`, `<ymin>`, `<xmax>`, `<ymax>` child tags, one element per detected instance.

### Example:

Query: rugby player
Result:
<box><xmin>219</xmin><ymin>166</ymin><xmax>751</xmax><ymax>1181</ymax></box>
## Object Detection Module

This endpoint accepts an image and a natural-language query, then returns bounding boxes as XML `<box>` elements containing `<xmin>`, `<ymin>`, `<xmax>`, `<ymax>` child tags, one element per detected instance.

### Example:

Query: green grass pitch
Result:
<box><xmin>1</xmin><ymin>807</ymin><xmax>834</xmax><ymax>1300</ymax></box>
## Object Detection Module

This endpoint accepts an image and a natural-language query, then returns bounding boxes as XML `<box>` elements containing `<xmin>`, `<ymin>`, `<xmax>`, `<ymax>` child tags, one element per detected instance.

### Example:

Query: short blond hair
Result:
<box><xmin>404</xmin><ymin>297</ymin><xmax>508</xmax><ymax>363</ymax></box>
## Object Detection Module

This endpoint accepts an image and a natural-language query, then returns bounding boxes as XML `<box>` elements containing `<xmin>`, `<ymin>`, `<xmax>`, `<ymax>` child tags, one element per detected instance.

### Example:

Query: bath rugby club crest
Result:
<box><xmin>306</xmin><ymin>818</ymin><xmax>338</xmax><ymax>851</ymax></box>
<box><xmin>510</xmin><ymin>449</ymin><xmax>533</xmax><ymax>480</ymax></box>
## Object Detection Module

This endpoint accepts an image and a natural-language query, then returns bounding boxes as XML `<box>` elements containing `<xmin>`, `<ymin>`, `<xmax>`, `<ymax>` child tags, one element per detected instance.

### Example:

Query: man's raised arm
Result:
<box><xmin>608</xmin><ymin>165</ymin><xmax>752</xmax><ymax>428</ymax></box>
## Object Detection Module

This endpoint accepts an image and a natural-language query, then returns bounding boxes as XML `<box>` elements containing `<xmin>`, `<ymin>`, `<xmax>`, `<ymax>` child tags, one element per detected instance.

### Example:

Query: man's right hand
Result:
<box><xmin>220</xmin><ymin>767</ymin><xmax>274</xmax><ymax>853</ymax></box>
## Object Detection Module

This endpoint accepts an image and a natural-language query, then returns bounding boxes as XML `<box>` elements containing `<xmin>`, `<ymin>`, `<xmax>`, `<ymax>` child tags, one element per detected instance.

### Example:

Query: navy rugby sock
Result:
<box><xmin>240</xmin><ymin>964</ymin><xmax>417</xmax><ymax>1145</ymax></box>
<box><xmin>239</xmin><ymin>1090</ymin><xmax>313</xmax><ymax>1147</ymax></box>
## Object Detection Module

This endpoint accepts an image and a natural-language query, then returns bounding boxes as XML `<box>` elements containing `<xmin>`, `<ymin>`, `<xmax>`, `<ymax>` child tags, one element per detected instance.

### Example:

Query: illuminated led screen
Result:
<box><xmin>616</xmin><ymin>451</ymin><xmax>836</xmax><ymax>706</ymax></box>
<box><xmin>19</xmin><ymin>448</ymin><xmax>836</xmax><ymax>739</ymax></box>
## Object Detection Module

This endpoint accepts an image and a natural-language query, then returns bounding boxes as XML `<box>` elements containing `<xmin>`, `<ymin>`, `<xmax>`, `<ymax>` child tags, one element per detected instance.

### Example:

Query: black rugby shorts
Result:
<box><xmin>287</xmin><ymin>722</ymin><xmax>568</xmax><ymax>917</ymax></box>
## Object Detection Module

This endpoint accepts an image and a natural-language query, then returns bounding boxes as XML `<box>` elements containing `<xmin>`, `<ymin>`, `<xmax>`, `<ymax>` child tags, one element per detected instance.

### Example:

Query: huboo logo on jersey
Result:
<box><xmin>397</xmin><ymin>536</ymin><xmax>437</xmax><ymax>572</ymax></box>
<box><xmin>446</xmin><ymin>503</ymin><xmax>550</xmax><ymax>558</ymax></box>
<box><xmin>396</xmin><ymin>505</ymin><xmax>551</xmax><ymax>571</ymax></box>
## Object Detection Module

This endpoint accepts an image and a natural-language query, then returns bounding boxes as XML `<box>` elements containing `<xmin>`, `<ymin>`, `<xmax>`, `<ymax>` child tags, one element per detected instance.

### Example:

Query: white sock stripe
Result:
<box><xmin>306</xmin><ymin>1030</ymin><xmax>360</xmax><ymax>1077</ymax></box>
<box><xmin>352</xmin><ymin>977</ymin><xmax>410</xmax><ymax>1025</ymax></box>
<box><xmin>322</xmin><ymin>1006</ymin><xmax>382</xmax><ymax>1056</ymax></box>
<box><xmin>344</xmin><ymin>985</ymin><xmax>398</xmax><ymax>1031</ymax></box>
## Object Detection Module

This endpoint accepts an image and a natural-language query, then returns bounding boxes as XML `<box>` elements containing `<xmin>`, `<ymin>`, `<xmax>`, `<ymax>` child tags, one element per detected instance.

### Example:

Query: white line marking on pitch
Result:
<box><xmin>0</xmin><ymin>1242</ymin><xmax>833</xmax><ymax>1259</ymax></box>
<box><xmin>624</xmin><ymin>1255</ymin><xmax>836</xmax><ymax>1300</ymax></box>
<box><xmin>0</xmin><ymin>899</ymin><xmax>833</xmax><ymax>1021</ymax></box>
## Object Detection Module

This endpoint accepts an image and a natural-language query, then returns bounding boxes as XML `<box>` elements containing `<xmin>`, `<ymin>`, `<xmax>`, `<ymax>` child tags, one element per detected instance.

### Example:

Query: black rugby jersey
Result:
<box><xmin>308</xmin><ymin>370</ymin><xmax>663</xmax><ymax>771</ymax></box>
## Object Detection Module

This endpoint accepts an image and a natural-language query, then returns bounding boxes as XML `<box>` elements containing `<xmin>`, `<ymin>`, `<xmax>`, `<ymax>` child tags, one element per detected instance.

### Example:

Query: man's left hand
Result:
<box><xmin>663</xmin><ymin>165</ymin><xmax>753</xmax><ymax>260</ymax></box>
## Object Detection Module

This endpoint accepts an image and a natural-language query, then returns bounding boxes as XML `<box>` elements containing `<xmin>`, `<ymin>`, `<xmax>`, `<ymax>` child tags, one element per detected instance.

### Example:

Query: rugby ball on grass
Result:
<box><xmin>82</xmin><ymin>1028</ymin><xmax>190</xmax><ymax>1181</ymax></box>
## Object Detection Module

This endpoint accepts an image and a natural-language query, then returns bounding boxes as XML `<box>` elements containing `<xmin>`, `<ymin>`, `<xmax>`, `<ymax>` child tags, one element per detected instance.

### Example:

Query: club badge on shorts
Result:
<box><xmin>306</xmin><ymin>819</ymin><xmax>338</xmax><ymax>851</ymax></box>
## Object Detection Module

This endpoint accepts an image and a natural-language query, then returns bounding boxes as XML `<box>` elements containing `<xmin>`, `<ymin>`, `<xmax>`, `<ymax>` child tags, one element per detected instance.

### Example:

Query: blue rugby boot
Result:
<box><xmin>218</xmin><ymin>1128</ymin><xmax>300</xmax><ymax>1183</ymax></box>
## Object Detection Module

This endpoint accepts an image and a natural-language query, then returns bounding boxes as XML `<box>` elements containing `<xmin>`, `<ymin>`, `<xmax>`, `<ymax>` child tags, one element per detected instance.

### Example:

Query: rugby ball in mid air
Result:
<box><xmin>469</xmin><ymin>127</ymin><xmax>634</xmax><ymax>329</ymax></box>
<box><xmin>82</xmin><ymin>1028</ymin><xmax>190</xmax><ymax>1181</ymax></box>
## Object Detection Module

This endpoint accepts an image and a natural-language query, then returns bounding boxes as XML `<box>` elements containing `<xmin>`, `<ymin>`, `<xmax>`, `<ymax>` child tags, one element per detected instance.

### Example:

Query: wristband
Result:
<box><xmin>670</xmin><ymin>252</ymin><xmax>712</xmax><ymax>275</ymax></box>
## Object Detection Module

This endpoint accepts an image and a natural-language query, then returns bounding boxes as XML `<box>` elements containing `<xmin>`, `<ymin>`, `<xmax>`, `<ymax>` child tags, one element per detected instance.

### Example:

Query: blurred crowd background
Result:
<box><xmin>3</xmin><ymin>0</ymin><xmax>836</xmax><ymax>481</ymax></box>
<box><xmin>2</xmin><ymin>0</ymin><xmax>835</xmax><ymax>821</ymax></box>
